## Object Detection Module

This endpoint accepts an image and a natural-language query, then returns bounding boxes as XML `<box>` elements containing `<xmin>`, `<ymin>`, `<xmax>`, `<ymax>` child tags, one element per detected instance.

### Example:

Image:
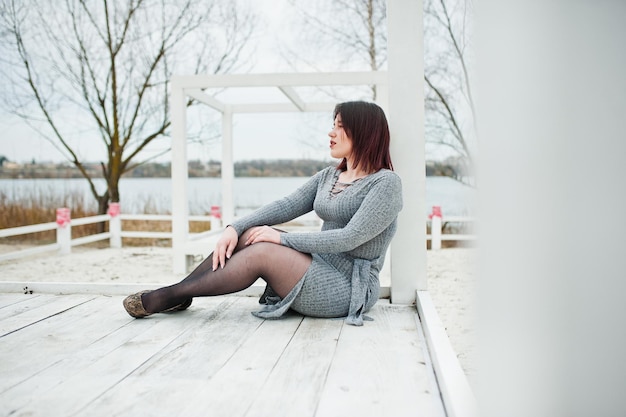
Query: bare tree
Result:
<box><xmin>285</xmin><ymin>0</ymin><xmax>386</xmax><ymax>99</ymax></box>
<box><xmin>0</xmin><ymin>0</ymin><xmax>255</xmax><ymax>214</ymax></box>
<box><xmin>284</xmin><ymin>0</ymin><xmax>476</xmax><ymax>185</ymax></box>
<box><xmin>424</xmin><ymin>0</ymin><xmax>476</xmax><ymax>185</ymax></box>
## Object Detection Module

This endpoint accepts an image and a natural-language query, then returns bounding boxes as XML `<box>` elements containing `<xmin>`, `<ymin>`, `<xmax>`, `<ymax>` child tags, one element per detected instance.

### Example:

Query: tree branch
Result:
<box><xmin>425</xmin><ymin>74</ymin><xmax>472</xmax><ymax>163</ymax></box>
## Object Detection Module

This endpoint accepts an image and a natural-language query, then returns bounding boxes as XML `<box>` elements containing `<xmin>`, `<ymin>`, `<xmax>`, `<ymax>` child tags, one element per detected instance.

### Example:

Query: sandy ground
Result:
<box><xmin>425</xmin><ymin>247</ymin><xmax>477</xmax><ymax>385</ymax></box>
<box><xmin>0</xmin><ymin>244</ymin><xmax>476</xmax><ymax>383</ymax></box>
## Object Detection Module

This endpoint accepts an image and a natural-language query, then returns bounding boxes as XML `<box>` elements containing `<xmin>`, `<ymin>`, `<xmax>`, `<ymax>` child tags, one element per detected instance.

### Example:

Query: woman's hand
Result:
<box><xmin>212</xmin><ymin>226</ymin><xmax>239</xmax><ymax>271</ymax></box>
<box><xmin>245</xmin><ymin>225</ymin><xmax>281</xmax><ymax>246</ymax></box>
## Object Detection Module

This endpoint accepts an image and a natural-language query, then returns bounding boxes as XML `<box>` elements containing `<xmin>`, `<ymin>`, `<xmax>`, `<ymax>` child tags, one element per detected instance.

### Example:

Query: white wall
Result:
<box><xmin>476</xmin><ymin>2</ymin><xmax>626</xmax><ymax>416</ymax></box>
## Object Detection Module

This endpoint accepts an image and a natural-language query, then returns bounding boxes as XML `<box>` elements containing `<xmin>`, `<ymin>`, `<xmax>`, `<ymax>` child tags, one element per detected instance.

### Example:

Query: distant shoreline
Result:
<box><xmin>0</xmin><ymin>158</ymin><xmax>467</xmax><ymax>179</ymax></box>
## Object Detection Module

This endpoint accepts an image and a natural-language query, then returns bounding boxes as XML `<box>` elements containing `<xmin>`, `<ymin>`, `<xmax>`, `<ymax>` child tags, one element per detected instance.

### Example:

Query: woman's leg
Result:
<box><xmin>141</xmin><ymin>240</ymin><xmax>312</xmax><ymax>314</ymax></box>
<box><xmin>174</xmin><ymin>227</ymin><xmax>262</xmax><ymax>284</ymax></box>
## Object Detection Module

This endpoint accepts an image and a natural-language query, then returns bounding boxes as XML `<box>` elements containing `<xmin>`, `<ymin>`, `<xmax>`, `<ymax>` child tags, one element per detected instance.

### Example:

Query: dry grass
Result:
<box><xmin>0</xmin><ymin>190</ymin><xmax>211</xmax><ymax>247</ymax></box>
<box><xmin>1</xmin><ymin>190</ymin><xmax>472</xmax><ymax>249</ymax></box>
<box><xmin>120</xmin><ymin>219</ymin><xmax>212</xmax><ymax>247</ymax></box>
<box><xmin>0</xmin><ymin>190</ymin><xmax>98</xmax><ymax>245</ymax></box>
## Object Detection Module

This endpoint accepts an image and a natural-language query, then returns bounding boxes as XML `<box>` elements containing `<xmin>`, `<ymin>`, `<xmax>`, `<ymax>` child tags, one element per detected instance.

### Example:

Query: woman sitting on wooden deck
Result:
<box><xmin>123</xmin><ymin>101</ymin><xmax>403</xmax><ymax>326</ymax></box>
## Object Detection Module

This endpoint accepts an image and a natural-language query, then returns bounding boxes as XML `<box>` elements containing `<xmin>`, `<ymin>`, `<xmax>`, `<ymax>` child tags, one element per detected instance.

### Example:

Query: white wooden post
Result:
<box><xmin>210</xmin><ymin>205</ymin><xmax>222</xmax><ymax>229</ymax></box>
<box><xmin>430</xmin><ymin>206</ymin><xmax>442</xmax><ymax>251</ymax></box>
<box><xmin>387</xmin><ymin>0</ymin><xmax>426</xmax><ymax>303</ymax></box>
<box><xmin>221</xmin><ymin>107</ymin><xmax>235</xmax><ymax>226</ymax></box>
<box><xmin>108</xmin><ymin>202</ymin><xmax>121</xmax><ymax>248</ymax></box>
<box><xmin>376</xmin><ymin>83</ymin><xmax>389</xmax><ymax>111</ymax></box>
<box><xmin>171</xmin><ymin>80</ymin><xmax>190</xmax><ymax>274</ymax></box>
<box><xmin>56</xmin><ymin>207</ymin><xmax>71</xmax><ymax>255</ymax></box>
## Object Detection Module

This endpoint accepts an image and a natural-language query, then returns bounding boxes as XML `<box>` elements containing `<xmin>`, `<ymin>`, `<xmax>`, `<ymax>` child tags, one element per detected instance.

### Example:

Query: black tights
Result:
<box><xmin>141</xmin><ymin>229</ymin><xmax>312</xmax><ymax>314</ymax></box>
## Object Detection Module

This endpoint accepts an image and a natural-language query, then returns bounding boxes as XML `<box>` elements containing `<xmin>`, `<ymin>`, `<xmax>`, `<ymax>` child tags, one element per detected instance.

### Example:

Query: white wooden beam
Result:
<box><xmin>231</xmin><ymin>102</ymin><xmax>336</xmax><ymax>113</ymax></box>
<box><xmin>221</xmin><ymin>107</ymin><xmax>235</xmax><ymax>226</ymax></box>
<box><xmin>171</xmin><ymin>83</ymin><xmax>190</xmax><ymax>274</ymax></box>
<box><xmin>376</xmin><ymin>83</ymin><xmax>389</xmax><ymax>112</ymax></box>
<box><xmin>417</xmin><ymin>291</ymin><xmax>476</xmax><ymax>417</ymax></box>
<box><xmin>171</xmin><ymin>71</ymin><xmax>387</xmax><ymax>89</ymax></box>
<box><xmin>185</xmin><ymin>88</ymin><xmax>226</xmax><ymax>112</ymax></box>
<box><xmin>0</xmin><ymin>281</ymin><xmax>268</xmax><ymax>296</ymax></box>
<box><xmin>387</xmin><ymin>0</ymin><xmax>427</xmax><ymax>303</ymax></box>
<box><xmin>278</xmin><ymin>86</ymin><xmax>305</xmax><ymax>111</ymax></box>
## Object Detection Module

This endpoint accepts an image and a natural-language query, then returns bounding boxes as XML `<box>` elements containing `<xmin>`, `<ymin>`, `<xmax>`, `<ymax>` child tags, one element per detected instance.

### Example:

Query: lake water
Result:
<box><xmin>0</xmin><ymin>176</ymin><xmax>476</xmax><ymax>216</ymax></box>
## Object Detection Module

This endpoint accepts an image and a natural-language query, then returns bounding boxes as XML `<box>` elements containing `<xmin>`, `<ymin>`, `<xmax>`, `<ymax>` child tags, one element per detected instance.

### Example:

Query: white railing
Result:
<box><xmin>0</xmin><ymin>221</ymin><xmax>61</xmax><ymax>261</ymax></box>
<box><xmin>0</xmin><ymin>203</ymin><xmax>219</xmax><ymax>263</ymax></box>
<box><xmin>427</xmin><ymin>206</ymin><xmax>477</xmax><ymax>250</ymax></box>
<box><xmin>0</xmin><ymin>204</ymin><xmax>475</xmax><ymax>262</ymax></box>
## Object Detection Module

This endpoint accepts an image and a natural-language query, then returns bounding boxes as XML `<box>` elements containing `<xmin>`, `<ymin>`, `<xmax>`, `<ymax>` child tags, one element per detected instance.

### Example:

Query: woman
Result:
<box><xmin>123</xmin><ymin>101</ymin><xmax>403</xmax><ymax>326</ymax></box>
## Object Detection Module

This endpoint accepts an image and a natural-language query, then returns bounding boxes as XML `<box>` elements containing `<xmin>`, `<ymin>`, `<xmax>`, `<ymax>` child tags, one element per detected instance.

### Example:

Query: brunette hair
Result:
<box><xmin>334</xmin><ymin>101</ymin><xmax>393</xmax><ymax>173</ymax></box>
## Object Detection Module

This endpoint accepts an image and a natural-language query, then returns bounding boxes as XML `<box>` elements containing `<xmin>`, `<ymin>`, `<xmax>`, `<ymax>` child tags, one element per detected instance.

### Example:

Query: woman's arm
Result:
<box><xmin>213</xmin><ymin>169</ymin><xmax>330</xmax><ymax>269</ymax></box>
<box><xmin>280</xmin><ymin>171</ymin><xmax>403</xmax><ymax>253</ymax></box>
<box><xmin>228</xmin><ymin>168</ymin><xmax>328</xmax><ymax>236</ymax></box>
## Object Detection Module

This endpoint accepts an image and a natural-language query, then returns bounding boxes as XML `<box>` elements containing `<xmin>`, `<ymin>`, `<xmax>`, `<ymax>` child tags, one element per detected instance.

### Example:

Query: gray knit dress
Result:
<box><xmin>229</xmin><ymin>166</ymin><xmax>403</xmax><ymax>326</ymax></box>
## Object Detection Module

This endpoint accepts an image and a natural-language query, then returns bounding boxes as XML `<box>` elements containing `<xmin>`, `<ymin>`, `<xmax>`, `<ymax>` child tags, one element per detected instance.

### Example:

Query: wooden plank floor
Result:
<box><xmin>0</xmin><ymin>293</ymin><xmax>446</xmax><ymax>417</ymax></box>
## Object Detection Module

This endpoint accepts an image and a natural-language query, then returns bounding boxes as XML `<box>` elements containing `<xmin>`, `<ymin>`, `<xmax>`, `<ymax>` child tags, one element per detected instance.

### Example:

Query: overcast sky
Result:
<box><xmin>0</xmin><ymin>0</ymin><xmax>331</xmax><ymax>164</ymax></box>
<box><xmin>0</xmin><ymin>0</ymin><xmax>446</xmax><ymax>164</ymax></box>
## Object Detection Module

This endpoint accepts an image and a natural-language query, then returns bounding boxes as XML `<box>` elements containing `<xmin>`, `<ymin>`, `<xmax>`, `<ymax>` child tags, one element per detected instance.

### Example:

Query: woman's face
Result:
<box><xmin>328</xmin><ymin>114</ymin><xmax>353</xmax><ymax>160</ymax></box>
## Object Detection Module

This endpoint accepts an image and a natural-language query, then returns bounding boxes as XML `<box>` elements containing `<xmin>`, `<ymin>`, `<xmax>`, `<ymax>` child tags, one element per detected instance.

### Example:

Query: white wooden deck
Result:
<box><xmin>0</xmin><ymin>293</ymin><xmax>447</xmax><ymax>417</ymax></box>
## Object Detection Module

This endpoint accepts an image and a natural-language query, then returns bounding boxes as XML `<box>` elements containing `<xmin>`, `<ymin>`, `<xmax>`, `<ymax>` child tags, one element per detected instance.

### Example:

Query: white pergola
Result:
<box><xmin>170</xmin><ymin>1</ymin><xmax>426</xmax><ymax>307</ymax></box>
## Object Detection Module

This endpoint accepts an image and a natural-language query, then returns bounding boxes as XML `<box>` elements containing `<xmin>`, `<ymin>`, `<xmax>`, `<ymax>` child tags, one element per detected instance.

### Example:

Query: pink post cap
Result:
<box><xmin>56</xmin><ymin>207</ymin><xmax>71</xmax><ymax>227</ymax></box>
<box><xmin>429</xmin><ymin>205</ymin><xmax>442</xmax><ymax>219</ymax></box>
<box><xmin>210</xmin><ymin>205</ymin><xmax>222</xmax><ymax>219</ymax></box>
<box><xmin>107</xmin><ymin>202</ymin><xmax>121</xmax><ymax>217</ymax></box>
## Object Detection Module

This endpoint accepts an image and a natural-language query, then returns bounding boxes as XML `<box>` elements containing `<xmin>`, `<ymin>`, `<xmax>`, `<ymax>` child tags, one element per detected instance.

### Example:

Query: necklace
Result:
<box><xmin>329</xmin><ymin>171</ymin><xmax>364</xmax><ymax>198</ymax></box>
